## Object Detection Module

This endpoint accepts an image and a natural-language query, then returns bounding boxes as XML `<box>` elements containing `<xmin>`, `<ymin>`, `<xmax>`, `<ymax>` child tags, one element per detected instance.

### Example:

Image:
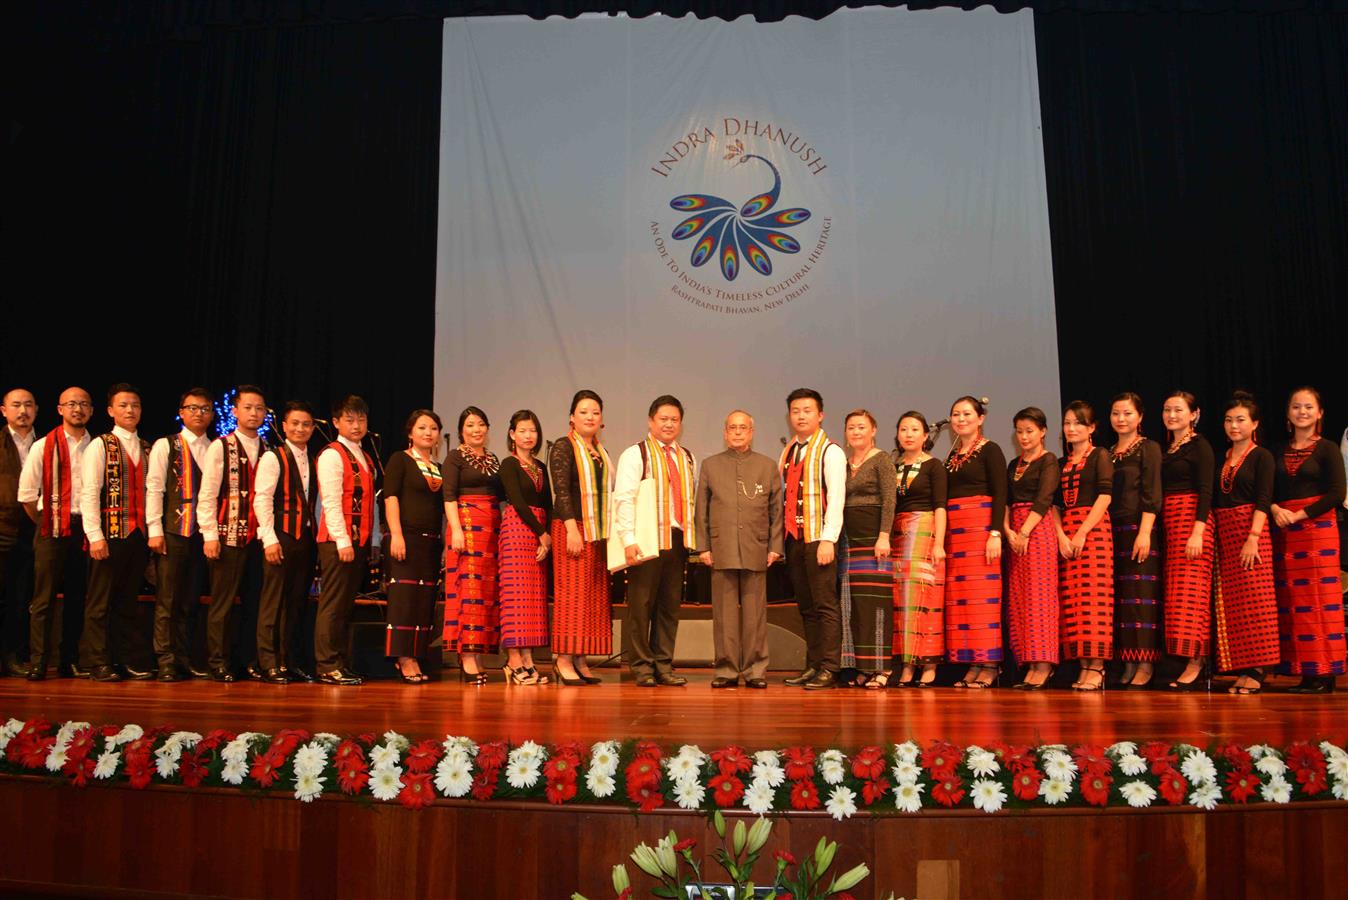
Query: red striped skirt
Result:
<box><xmin>943</xmin><ymin>496</ymin><xmax>1002</xmax><ymax>664</ymax></box>
<box><xmin>1006</xmin><ymin>503</ymin><xmax>1059</xmax><ymax>665</ymax></box>
<box><xmin>499</xmin><ymin>505</ymin><xmax>550</xmax><ymax>650</ymax></box>
<box><xmin>443</xmin><ymin>496</ymin><xmax>501</xmax><ymax>654</ymax></box>
<box><xmin>550</xmin><ymin>518</ymin><xmax>611</xmax><ymax>655</ymax></box>
<box><xmin>1162</xmin><ymin>492</ymin><xmax>1214</xmax><ymax>658</ymax></box>
<box><xmin>1273</xmin><ymin>496</ymin><xmax>1344</xmax><ymax>676</ymax></box>
<box><xmin>1059</xmin><ymin>505</ymin><xmax>1114</xmax><ymax>660</ymax></box>
<box><xmin>1212</xmin><ymin>503</ymin><xmax>1280</xmax><ymax>672</ymax></box>
<box><xmin>892</xmin><ymin>511</ymin><xmax>944</xmax><ymax>664</ymax></box>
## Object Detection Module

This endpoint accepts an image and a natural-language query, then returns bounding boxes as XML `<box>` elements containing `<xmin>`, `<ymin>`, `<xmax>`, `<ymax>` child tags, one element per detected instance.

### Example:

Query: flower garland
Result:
<box><xmin>2</xmin><ymin>719</ymin><xmax>1346</xmax><ymax>815</ymax></box>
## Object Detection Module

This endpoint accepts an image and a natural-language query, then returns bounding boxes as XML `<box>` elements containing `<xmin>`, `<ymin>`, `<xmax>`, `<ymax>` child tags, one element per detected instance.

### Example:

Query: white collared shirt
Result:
<box><xmin>196</xmin><ymin>430</ymin><xmax>261</xmax><ymax>542</ymax></box>
<box><xmin>145</xmin><ymin>428</ymin><xmax>213</xmax><ymax>539</ymax></box>
<box><xmin>254</xmin><ymin>440</ymin><xmax>313</xmax><ymax>548</ymax></box>
<box><xmin>785</xmin><ymin>435</ymin><xmax>847</xmax><ymax>544</ymax></box>
<box><xmin>18</xmin><ymin>427</ymin><xmax>92</xmax><ymax>511</ymax></box>
<box><xmin>80</xmin><ymin>425</ymin><xmax>144</xmax><ymax>543</ymax></box>
<box><xmin>8</xmin><ymin>427</ymin><xmax>35</xmax><ymax>467</ymax></box>
<box><xmin>613</xmin><ymin>434</ymin><xmax>695</xmax><ymax>546</ymax></box>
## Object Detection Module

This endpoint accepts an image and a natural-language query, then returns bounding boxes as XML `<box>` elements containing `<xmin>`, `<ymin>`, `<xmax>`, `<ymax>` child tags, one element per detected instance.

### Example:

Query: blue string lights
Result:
<box><xmin>211</xmin><ymin>388</ymin><xmax>275</xmax><ymax>441</ymax></box>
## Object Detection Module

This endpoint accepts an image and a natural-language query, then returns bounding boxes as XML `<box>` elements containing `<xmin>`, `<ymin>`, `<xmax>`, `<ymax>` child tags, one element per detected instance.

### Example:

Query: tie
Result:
<box><xmin>663</xmin><ymin>445</ymin><xmax>684</xmax><ymax>527</ymax></box>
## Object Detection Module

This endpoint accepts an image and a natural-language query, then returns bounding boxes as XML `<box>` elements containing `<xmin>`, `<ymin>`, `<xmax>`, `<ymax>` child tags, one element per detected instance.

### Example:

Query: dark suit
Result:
<box><xmin>694</xmin><ymin>448</ymin><xmax>783</xmax><ymax>680</ymax></box>
<box><xmin>0</xmin><ymin>428</ymin><xmax>33</xmax><ymax>664</ymax></box>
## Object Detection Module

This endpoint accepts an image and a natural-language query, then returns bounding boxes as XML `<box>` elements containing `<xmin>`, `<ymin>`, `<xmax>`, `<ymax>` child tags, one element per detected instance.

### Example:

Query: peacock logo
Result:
<box><xmin>667</xmin><ymin>140</ymin><xmax>812</xmax><ymax>282</ymax></box>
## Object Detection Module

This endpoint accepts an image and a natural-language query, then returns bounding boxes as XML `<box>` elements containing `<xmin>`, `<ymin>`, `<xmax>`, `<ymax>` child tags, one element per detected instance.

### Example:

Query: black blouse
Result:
<box><xmin>1110</xmin><ymin>439</ymin><xmax>1162</xmax><ymax>524</ymax></box>
<box><xmin>946</xmin><ymin>440</ymin><xmax>1008</xmax><ymax>528</ymax></box>
<box><xmin>549</xmin><ymin>436</ymin><xmax>607</xmax><ymax>525</ymax></box>
<box><xmin>1057</xmin><ymin>446</ymin><xmax>1114</xmax><ymax>510</ymax></box>
<box><xmin>1161</xmin><ymin>435</ymin><xmax>1215</xmax><ymax>522</ymax></box>
<box><xmin>893</xmin><ymin>455</ymin><xmax>947</xmax><ymax>514</ymax></box>
<box><xmin>1274</xmin><ymin>439</ymin><xmax>1347</xmax><ymax>520</ymax></box>
<box><xmin>1007</xmin><ymin>453</ymin><xmax>1059</xmax><ymax>517</ymax></box>
<box><xmin>499</xmin><ymin>455</ymin><xmax>553</xmax><ymax>537</ymax></box>
<box><xmin>442</xmin><ymin>445</ymin><xmax>502</xmax><ymax>501</ymax></box>
<box><xmin>1213</xmin><ymin>445</ymin><xmax>1274</xmax><ymax>513</ymax></box>
<box><xmin>382</xmin><ymin>450</ymin><xmax>445</xmax><ymax>534</ymax></box>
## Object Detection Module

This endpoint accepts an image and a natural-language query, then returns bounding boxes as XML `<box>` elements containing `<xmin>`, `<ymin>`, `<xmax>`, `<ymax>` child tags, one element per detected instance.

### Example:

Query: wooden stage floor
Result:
<box><xmin>4</xmin><ymin>669</ymin><xmax>1344</xmax><ymax>747</ymax></box>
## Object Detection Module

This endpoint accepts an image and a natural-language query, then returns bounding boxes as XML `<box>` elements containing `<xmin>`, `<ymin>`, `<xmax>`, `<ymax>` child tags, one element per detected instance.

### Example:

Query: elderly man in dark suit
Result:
<box><xmin>694</xmin><ymin>410</ymin><xmax>784</xmax><ymax>689</ymax></box>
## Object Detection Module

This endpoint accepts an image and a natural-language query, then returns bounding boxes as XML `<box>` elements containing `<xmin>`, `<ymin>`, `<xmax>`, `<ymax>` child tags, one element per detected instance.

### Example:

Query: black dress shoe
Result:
<box><xmin>27</xmin><ymin>666</ymin><xmax>47</xmax><ymax>681</ymax></box>
<box><xmin>710</xmin><ymin>676</ymin><xmax>737</xmax><ymax>689</ymax></box>
<box><xmin>803</xmin><ymin>670</ymin><xmax>837</xmax><ymax>691</ymax></box>
<box><xmin>262</xmin><ymin>667</ymin><xmax>290</xmax><ymax>685</ymax></box>
<box><xmin>157</xmin><ymin>666</ymin><xmax>180</xmax><ymax>682</ymax></box>
<box><xmin>783</xmin><ymin>667</ymin><xmax>818</xmax><ymax>686</ymax></box>
<box><xmin>656</xmin><ymin>673</ymin><xmax>687</xmax><ymax>687</ymax></box>
<box><xmin>90</xmin><ymin>665</ymin><xmax>123</xmax><ymax>683</ymax></box>
<box><xmin>5</xmin><ymin>656</ymin><xmax>31</xmax><ymax>678</ymax></box>
<box><xmin>188</xmin><ymin>664</ymin><xmax>212</xmax><ymax>680</ymax></box>
<box><xmin>745</xmin><ymin>678</ymin><xmax>768</xmax><ymax>689</ymax></box>
<box><xmin>1287</xmin><ymin>675</ymin><xmax>1336</xmax><ymax>695</ymax></box>
<box><xmin>118</xmin><ymin>665</ymin><xmax>154</xmax><ymax>681</ymax></box>
<box><xmin>281</xmin><ymin>666</ymin><xmax>315</xmax><ymax>683</ymax></box>
<box><xmin>246</xmin><ymin>663</ymin><xmax>264</xmax><ymax>682</ymax></box>
<box><xmin>59</xmin><ymin>662</ymin><xmax>89</xmax><ymax>679</ymax></box>
<box><xmin>210</xmin><ymin>667</ymin><xmax>236</xmax><ymax>683</ymax></box>
<box><xmin>578</xmin><ymin>672</ymin><xmax>604</xmax><ymax>684</ymax></box>
<box><xmin>635</xmin><ymin>674</ymin><xmax>658</xmax><ymax>687</ymax></box>
<box><xmin>317</xmin><ymin>668</ymin><xmax>363</xmax><ymax>686</ymax></box>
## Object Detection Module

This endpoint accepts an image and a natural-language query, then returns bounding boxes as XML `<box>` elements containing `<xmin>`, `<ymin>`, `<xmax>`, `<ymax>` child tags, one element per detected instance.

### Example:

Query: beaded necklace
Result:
<box><xmin>945</xmin><ymin>436</ymin><xmax>988</xmax><ymax>474</ymax></box>
<box><xmin>1220</xmin><ymin>442</ymin><xmax>1256</xmax><ymax>494</ymax></box>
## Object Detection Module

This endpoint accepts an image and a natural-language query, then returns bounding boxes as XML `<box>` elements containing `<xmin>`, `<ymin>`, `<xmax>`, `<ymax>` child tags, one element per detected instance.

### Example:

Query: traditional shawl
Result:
<box><xmin>642</xmin><ymin>436</ymin><xmax>697</xmax><ymax>551</ymax></box>
<box><xmin>568</xmin><ymin>430</ymin><xmax>611</xmax><ymax>542</ymax></box>
<box><xmin>40</xmin><ymin>425</ymin><xmax>74</xmax><ymax>538</ymax></box>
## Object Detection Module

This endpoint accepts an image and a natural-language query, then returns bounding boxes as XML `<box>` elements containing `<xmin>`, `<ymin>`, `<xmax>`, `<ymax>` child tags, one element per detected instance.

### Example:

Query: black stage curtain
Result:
<box><xmin>4</xmin><ymin>2</ymin><xmax>1346</xmax><ymax>447</ymax></box>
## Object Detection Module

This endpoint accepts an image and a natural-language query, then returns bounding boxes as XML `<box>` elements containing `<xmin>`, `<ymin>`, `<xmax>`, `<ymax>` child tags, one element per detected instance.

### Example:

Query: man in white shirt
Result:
<box><xmin>779</xmin><ymin>388</ymin><xmax>846</xmax><ymax>690</ymax></box>
<box><xmin>196</xmin><ymin>385</ymin><xmax>266</xmax><ymax>682</ymax></box>
<box><xmin>613</xmin><ymin>395</ymin><xmax>697</xmax><ymax>688</ymax></box>
<box><xmin>314</xmin><ymin>395</ymin><xmax>377</xmax><ymax>686</ymax></box>
<box><xmin>145</xmin><ymin>387</ymin><xmax>214</xmax><ymax>681</ymax></box>
<box><xmin>1</xmin><ymin>388</ymin><xmax>38</xmax><ymax>676</ymax></box>
<box><xmin>79</xmin><ymin>383</ymin><xmax>154</xmax><ymax>682</ymax></box>
<box><xmin>253</xmin><ymin>401</ymin><xmax>319</xmax><ymax>684</ymax></box>
<box><xmin>19</xmin><ymin>387</ymin><xmax>93</xmax><ymax>679</ymax></box>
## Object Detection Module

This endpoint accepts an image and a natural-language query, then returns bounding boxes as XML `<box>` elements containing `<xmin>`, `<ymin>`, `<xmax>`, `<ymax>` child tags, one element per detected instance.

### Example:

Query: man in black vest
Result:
<box><xmin>1</xmin><ymin>388</ymin><xmax>38</xmax><ymax>676</ymax></box>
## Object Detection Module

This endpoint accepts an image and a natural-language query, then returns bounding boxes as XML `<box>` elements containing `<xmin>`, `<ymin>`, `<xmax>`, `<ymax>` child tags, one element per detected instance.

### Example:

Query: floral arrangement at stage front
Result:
<box><xmin>2</xmin><ymin>717</ymin><xmax>1346</xmax><ymax>816</ymax></box>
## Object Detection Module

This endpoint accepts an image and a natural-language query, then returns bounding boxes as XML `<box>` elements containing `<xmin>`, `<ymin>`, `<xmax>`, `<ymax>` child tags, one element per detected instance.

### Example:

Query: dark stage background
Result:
<box><xmin>3</xmin><ymin>1</ymin><xmax>1346</xmax><ymax>450</ymax></box>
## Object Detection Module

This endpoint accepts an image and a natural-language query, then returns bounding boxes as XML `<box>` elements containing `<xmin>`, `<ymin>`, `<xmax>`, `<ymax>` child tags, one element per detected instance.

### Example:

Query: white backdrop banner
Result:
<box><xmin>435</xmin><ymin>8</ymin><xmax>1058</xmax><ymax>458</ymax></box>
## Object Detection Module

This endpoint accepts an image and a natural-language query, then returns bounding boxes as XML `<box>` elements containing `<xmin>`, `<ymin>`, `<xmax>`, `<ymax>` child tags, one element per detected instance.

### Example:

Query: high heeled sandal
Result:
<box><xmin>1166</xmin><ymin>659</ymin><xmax>1208</xmax><ymax>692</ymax></box>
<box><xmin>966</xmin><ymin>666</ymin><xmax>999</xmax><ymax>689</ymax></box>
<box><xmin>916</xmin><ymin>666</ymin><xmax>937</xmax><ymax>688</ymax></box>
<box><xmin>1072</xmin><ymin>665</ymin><xmax>1106</xmax><ymax>692</ymax></box>
<box><xmin>459</xmin><ymin>667</ymin><xmax>489</xmax><ymax>685</ymax></box>
<box><xmin>864</xmin><ymin>670</ymin><xmax>891</xmax><ymax>690</ymax></box>
<box><xmin>1230</xmin><ymin>668</ymin><xmax>1266</xmax><ymax>695</ymax></box>
<box><xmin>523</xmin><ymin>666</ymin><xmax>550</xmax><ymax>685</ymax></box>
<box><xmin>502</xmin><ymin>664</ymin><xmax>536</xmax><ymax>685</ymax></box>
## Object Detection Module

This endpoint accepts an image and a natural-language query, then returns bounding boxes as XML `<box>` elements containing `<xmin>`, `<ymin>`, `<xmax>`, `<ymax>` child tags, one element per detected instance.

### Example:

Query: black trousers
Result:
<box><xmin>624</xmin><ymin>534</ymin><xmax>688</xmax><ymax>677</ymax></box>
<box><xmin>29</xmin><ymin>524</ymin><xmax>87</xmax><ymax>669</ymax></box>
<box><xmin>206</xmin><ymin>541</ymin><xmax>262</xmax><ymax>671</ymax></box>
<box><xmin>315</xmin><ymin>542</ymin><xmax>368</xmax><ymax>674</ymax></box>
<box><xmin>153</xmin><ymin>533</ymin><xmax>204</xmax><ymax>669</ymax></box>
<box><xmin>785</xmin><ymin>536</ymin><xmax>840</xmax><ymax>673</ymax></box>
<box><xmin>256</xmin><ymin>534</ymin><xmax>315</xmax><ymax>671</ymax></box>
<box><xmin>81</xmin><ymin>531</ymin><xmax>151</xmax><ymax>670</ymax></box>
<box><xmin>0</xmin><ymin>516</ymin><xmax>35</xmax><ymax>662</ymax></box>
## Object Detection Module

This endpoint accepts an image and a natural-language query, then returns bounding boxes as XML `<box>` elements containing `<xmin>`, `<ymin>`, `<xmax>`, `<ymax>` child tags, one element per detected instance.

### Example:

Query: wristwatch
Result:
<box><xmin>989</xmin><ymin>530</ymin><xmax>1002</xmax><ymax>538</ymax></box>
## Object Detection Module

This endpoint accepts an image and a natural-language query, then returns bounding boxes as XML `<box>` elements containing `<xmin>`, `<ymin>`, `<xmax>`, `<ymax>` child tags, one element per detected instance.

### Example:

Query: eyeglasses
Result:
<box><xmin>59</xmin><ymin>401</ymin><xmax>93</xmax><ymax>410</ymax></box>
<box><xmin>180</xmin><ymin>405</ymin><xmax>212</xmax><ymax>414</ymax></box>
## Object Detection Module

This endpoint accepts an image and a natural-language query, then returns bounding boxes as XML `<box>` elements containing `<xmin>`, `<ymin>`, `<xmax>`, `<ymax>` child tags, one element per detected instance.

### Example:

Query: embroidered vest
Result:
<box><xmin>165</xmin><ymin>434</ymin><xmax>203</xmax><ymax>539</ymax></box>
<box><xmin>100</xmin><ymin>433</ymin><xmax>149</xmax><ymax>540</ymax></box>
<box><xmin>779</xmin><ymin>430</ymin><xmax>836</xmax><ymax>543</ymax></box>
<box><xmin>316</xmin><ymin>441</ymin><xmax>375</xmax><ymax>547</ymax></box>
<box><xmin>39</xmin><ymin>426</ymin><xmax>77</xmax><ymax>538</ymax></box>
<box><xmin>272</xmin><ymin>445</ymin><xmax>317</xmax><ymax>541</ymax></box>
<box><xmin>215</xmin><ymin>433</ymin><xmax>258</xmax><ymax>547</ymax></box>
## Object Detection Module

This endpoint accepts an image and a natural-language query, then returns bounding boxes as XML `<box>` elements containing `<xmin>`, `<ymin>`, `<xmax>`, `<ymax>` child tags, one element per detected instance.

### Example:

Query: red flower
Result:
<box><xmin>1298</xmin><ymin>769</ymin><xmax>1328</xmax><ymax>797</ymax></box>
<box><xmin>708</xmin><ymin>773</ymin><xmax>745</xmax><ymax>807</ymax></box>
<box><xmin>179</xmin><ymin>750</ymin><xmax>208</xmax><ymax>788</ymax></box>
<box><xmin>64</xmin><ymin>729</ymin><xmax>96</xmax><ymax>764</ymax></box>
<box><xmin>851</xmin><ymin>746</ymin><xmax>886</xmax><ymax>781</ymax></box>
<box><xmin>1216</xmin><ymin>742</ymin><xmax>1253</xmax><ymax>771</ymax></box>
<box><xmin>100</xmin><ymin>724</ymin><xmax>121</xmax><ymax>738</ymax></box>
<box><xmin>1012</xmin><ymin>767</ymin><xmax>1044</xmax><ymax>802</ymax></box>
<box><xmin>922</xmin><ymin>741</ymin><xmax>961</xmax><ymax>778</ymax></box>
<box><xmin>782</xmin><ymin>746</ymin><xmax>816</xmax><ymax>781</ymax></box>
<box><xmin>546</xmin><ymin>775</ymin><xmax>578</xmax><ymax>805</ymax></box>
<box><xmin>398</xmin><ymin>772</ymin><xmax>435</xmax><ymax>809</ymax></box>
<box><xmin>931</xmin><ymin>776</ymin><xmax>965</xmax><ymax>808</ymax></box>
<box><xmin>836</xmin><ymin>894</ymin><xmax>856</xmax><ymax>900</ymax></box>
<box><xmin>335</xmin><ymin>740</ymin><xmax>366</xmax><ymax>765</ymax></box>
<box><xmin>711</xmin><ymin>745</ymin><xmax>752</xmax><ymax>777</ymax></box>
<box><xmin>404</xmin><ymin>740</ymin><xmax>442</xmax><ymax>774</ymax></box>
<box><xmin>470</xmin><ymin>769</ymin><xmax>499</xmax><ymax>801</ymax></box>
<box><xmin>198</xmin><ymin>729</ymin><xmax>235</xmax><ymax>753</ymax></box>
<box><xmin>1285</xmin><ymin>741</ymin><xmax>1326</xmax><ymax>772</ymax></box>
<box><xmin>67</xmin><ymin>756</ymin><xmax>96</xmax><ymax>788</ymax></box>
<box><xmin>773</xmin><ymin>850</ymin><xmax>798</xmax><ymax>867</ymax></box>
<box><xmin>673</xmin><ymin>838</ymin><xmax>697</xmax><ymax>853</ymax></box>
<box><xmin>543</xmin><ymin>756</ymin><xmax>578</xmax><ymax>783</ymax></box>
<box><xmin>618</xmin><ymin>890</ymin><xmax>633</xmax><ymax>900</ymax></box>
<box><xmin>250</xmin><ymin>752</ymin><xmax>282</xmax><ymax>788</ymax></box>
<box><xmin>634</xmin><ymin>740</ymin><xmax>664</xmax><ymax>762</ymax></box>
<box><xmin>1080</xmin><ymin>774</ymin><xmax>1112</xmax><ymax>807</ymax></box>
<box><xmin>626</xmin><ymin>779</ymin><xmax>665</xmax><ymax>812</ymax></box>
<box><xmin>790</xmin><ymin>780</ymin><xmax>821</xmax><ymax>811</ymax></box>
<box><xmin>1139</xmin><ymin>741</ymin><xmax>1179</xmax><ymax>775</ymax></box>
<box><xmin>1156</xmin><ymin>767</ymin><xmax>1188</xmax><ymax>805</ymax></box>
<box><xmin>625</xmin><ymin>758</ymin><xmax>661</xmax><ymax>790</ymax></box>
<box><xmin>338</xmin><ymin>761</ymin><xmax>371</xmax><ymax>795</ymax></box>
<box><xmin>14</xmin><ymin>735</ymin><xmax>55</xmax><ymax>770</ymax></box>
<box><xmin>476</xmin><ymin>741</ymin><xmax>508</xmax><ymax>770</ymax></box>
<box><xmin>861</xmin><ymin>777</ymin><xmax>890</xmax><ymax>806</ymax></box>
<box><xmin>1225</xmin><ymin>768</ymin><xmax>1259</xmax><ymax>804</ymax></box>
<box><xmin>1072</xmin><ymin>745</ymin><xmax>1112</xmax><ymax>777</ymax></box>
<box><xmin>553</xmin><ymin>741</ymin><xmax>584</xmax><ymax>767</ymax></box>
<box><xmin>126</xmin><ymin>761</ymin><xmax>153</xmax><ymax>790</ymax></box>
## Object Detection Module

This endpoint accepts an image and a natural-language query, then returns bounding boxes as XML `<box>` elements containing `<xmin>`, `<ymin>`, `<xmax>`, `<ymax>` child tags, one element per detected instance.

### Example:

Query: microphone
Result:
<box><xmin>929</xmin><ymin>397</ymin><xmax>989</xmax><ymax>435</ymax></box>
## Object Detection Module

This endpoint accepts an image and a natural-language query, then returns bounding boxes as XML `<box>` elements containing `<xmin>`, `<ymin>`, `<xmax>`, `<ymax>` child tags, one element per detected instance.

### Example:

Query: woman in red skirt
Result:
<box><xmin>1212</xmin><ymin>391</ymin><xmax>1280</xmax><ymax>694</ymax></box>
<box><xmin>1052</xmin><ymin>401</ymin><xmax>1114</xmax><ymax>691</ymax></box>
<box><xmin>1108</xmin><ymin>393</ymin><xmax>1164</xmax><ymax>688</ymax></box>
<box><xmin>1270</xmin><ymin>386</ymin><xmax>1346</xmax><ymax>694</ymax></box>
<box><xmin>547</xmin><ymin>390</ymin><xmax>612</xmax><ymax>685</ymax></box>
<box><xmin>1003</xmin><ymin>407</ymin><xmax>1059</xmax><ymax>689</ymax></box>
<box><xmin>498</xmin><ymin>410</ymin><xmax>553</xmax><ymax>685</ymax></box>
<box><xmin>943</xmin><ymin>395</ymin><xmax>1006</xmax><ymax>688</ymax></box>
<box><xmin>891</xmin><ymin>411</ymin><xmax>947</xmax><ymax>687</ymax></box>
<box><xmin>443</xmin><ymin>406</ymin><xmax>503</xmax><ymax>684</ymax></box>
<box><xmin>1160</xmin><ymin>391</ymin><xmax>1215</xmax><ymax>690</ymax></box>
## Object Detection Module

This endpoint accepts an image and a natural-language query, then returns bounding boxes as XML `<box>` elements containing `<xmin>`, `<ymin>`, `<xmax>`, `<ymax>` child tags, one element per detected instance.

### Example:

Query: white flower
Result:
<box><xmin>1332</xmin><ymin>781</ymin><xmax>1348</xmax><ymax>801</ymax></box>
<box><xmin>1255</xmin><ymin>755</ymin><xmax>1287</xmax><ymax>779</ymax></box>
<box><xmin>743</xmin><ymin>779</ymin><xmax>775</xmax><ymax>814</ymax></box>
<box><xmin>891</xmin><ymin>760</ymin><xmax>921</xmax><ymax>785</ymax></box>
<box><xmin>753</xmin><ymin>749</ymin><xmax>780</xmax><ymax>766</ymax></box>
<box><xmin>971</xmin><ymin>779</ymin><xmax>1007</xmax><ymax>813</ymax></box>
<box><xmin>221</xmin><ymin>733</ymin><xmax>260</xmax><ymax>764</ymax></box>
<box><xmin>370</xmin><ymin>766</ymin><xmax>404</xmax><ymax>801</ymax></box>
<box><xmin>818</xmin><ymin>749</ymin><xmax>845</xmax><ymax>765</ymax></box>
<box><xmin>167</xmin><ymin>731</ymin><xmax>202</xmax><ymax>750</ymax></box>
<box><xmin>442</xmin><ymin>747</ymin><xmax>471</xmax><ymax>771</ymax></box>
<box><xmin>673</xmin><ymin>779</ymin><xmax>705</xmax><ymax>810</ymax></box>
<box><xmin>665</xmin><ymin>754</ymin><xmax>703</xmax><ymax>784</ymax></box>
<box><xmin>1317</xmin><ymin>740</ymin><xmax>1345</xmax><ymax>761</ymax></box>
<box><xmin>55</xmin><ymin>721</ymin><xmax>90</xmax><ymax>745</ymax></box>
<box><xmin>1119</xmin><ymin>780</ymin><xmax>1157</xmax><ymax>808</ymax></box>
<box><xmin>511</xmin><ymin>740</ymin><xmax>544</xmax><ymax>764</ymax></box>
<box><xmin>505</xmin><ymin>758</ymin><xmax>541</xmax><ymax>790</ymax></box>
<box><xmin>435</xmin><ymin>757</ymin><xmax>473</xmax><ymax>798</ymax></box>
<box><xmin>382</xmin><ymin>730</ymin><xmax>410</xmax><ymax>751</ymax></box>
<box><xmin>1181</xmin><ymin>751</ymin><xmax>1218</xmax><ymax>787</ymax></box>
<box><xmin>586</xmin><ymin>769</ymin><xmax>617</xmax><ymax>799</ymax></box>
<box><xmin>154</xmin><ymin>749</ymin><xmax>180</xmax><ymax>780</ymax></box>
<box><xmin>1189</xmin><ymin>782</ymin><xmax>1222</xmax><ymax>810</ymax></box>
<box><xmin>1107</xmin><ymin>741</ymin><xmax>1138</xmax><ymax>757</ymax></box>
<box><xmin>292</xmin><ymin>744</ymin><xmax>328</xmax><ymax>778</ymax></box>
<box><xmin>1039</xmin><ymin>778</ymin><xmax>1071</xmax><ymax>805</ymax></box>
<box><xmin>967</xmin><ymin>750</ymin><xmax>999</xmax><ymax>778</ymax></box>
<box><xmin>1118</xmin><ymin>754</ymin><xmax>1148</xmax><ymax>777</ymax></box>
<box><xmin>825</xmin><ymin>786</ymin><xmax>858</xmax><ymax>821</ymax></box>
<box><xmin>44</xmin><ymin>745</ymin><xmax>69</xmax><ymax>772</ymax></box>
<box><xmin>819</xmin><ymin>759</ymin><xmax>846</xmax><ymax>786</ymax></box>
<box><xmin>368</xmin><ymin>743</ymin><xmax>401</xmax><ymax>771</ymax></box>
<box><xmin>221</xmin><ymin>759</ymin><xmax>248</xmax><ymax>785</ymax></box>
<box><xmin>1042</xmin><ymin>752</ymin><xmax>1078</xmax><ymax>782</ymax></box>
<box><xmin>294</xmin><ymin>771</ymin><xmax>325</xmax><ymax>803</ymax></box>
<box><xmin>894</xmin><ymin>780</ymin><xmax>925</xmax><ymax>813</ymax></box>
<box><xmin>751</xmin><ymin>760</ymin><xmax>786</xmax><ymax>789</ymax></box>
<box><xmin>94</xmin><ymin>751</ymin><xmax>121</xmax><ymax>780</ymax></box>
<box><xmin>443</xmin><ymin>735</ymin><xmax>478</xmax><ymax>756</ymax></box>
<box><xmin>1326</xmin><ymin>754</ymin><xmax>1348</xmax><ymax>783</ymax></box>
<box><xmin>894</xmin><ymin>741</ymin><xmax>920</xmax><ymax>764</ymax></box>
<box><xmin>676</xmin><ymin>744</ymin><xmax>707</xmax><ymax>765</ymax></box>
<box><xmin>589</xmin><ymin>745</ymin><xmax>619</xmax><ymax>776</ymax></box>
<box><xmin>1246</xmin><ymin>743</ymin><xmax>1273</xmax><ymax>761</ymax></box>
<box><xmin>2</xmin><ymin>718</ymin><xmax>24</xmax><ymax>736</ymax></box>
<box><xmin>1260</xmin><ymin>776</ymin><xmax>1292</xmax><ymax>804</ymax></box>
<box><xmin>115</xmin><ymin>723</ymin><xmax>148</xmax><ymax>745</ymax></box>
